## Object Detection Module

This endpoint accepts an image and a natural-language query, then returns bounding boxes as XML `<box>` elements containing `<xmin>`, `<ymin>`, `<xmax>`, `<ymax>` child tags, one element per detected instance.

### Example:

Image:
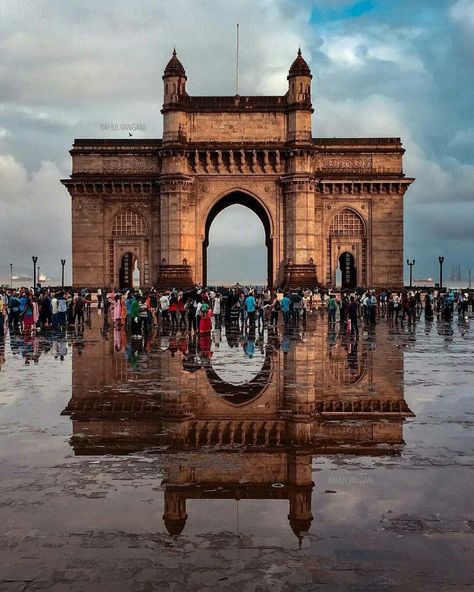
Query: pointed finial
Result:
<box><xmin>173</xmin><ymin>46</ymin><xmax>177</xmax><ymax>57</ymax></box>
<box><xmin>298</xmin><ymin>46</ymin><xmax>302</xmax><ymax>56</ymax></box>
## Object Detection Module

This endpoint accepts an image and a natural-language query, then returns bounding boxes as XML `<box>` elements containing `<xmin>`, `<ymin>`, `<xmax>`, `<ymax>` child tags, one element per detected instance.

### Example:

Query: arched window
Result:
<box><xmin>330</xmin><ymin>209</ymin><xmax>365</xmax><ymax>236</ymax></box>
<box><xmin>112</xmin><ymin>209</ymin><xmax>146</xmax><ymax>236</ymax></box>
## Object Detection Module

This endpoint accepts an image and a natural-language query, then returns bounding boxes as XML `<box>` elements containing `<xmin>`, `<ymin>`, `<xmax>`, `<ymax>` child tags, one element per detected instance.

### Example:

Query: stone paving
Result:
<box><xmin>0</xmin><ymin>311</ymin><xmax>473</xmax><ymax>591</ymax></box>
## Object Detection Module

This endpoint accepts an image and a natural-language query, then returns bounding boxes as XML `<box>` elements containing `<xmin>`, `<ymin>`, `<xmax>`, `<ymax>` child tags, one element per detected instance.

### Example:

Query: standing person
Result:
<box><xmin>270</xmin><ymin>293</ymin><xmax>280</xmax><ymax>327</ymax></box>
<box><xmin>187</xmin><ymin>294</ymin><xmax>197</xmax><ymax>332</ymax></box>
<box><xmin>301</xmin><ymin>293</ymin><xmax>308</xmax><ymax>323</ymax></box>
<box><xmin>125</xmin><ymin>293</ymin><xmax>134</xmax><ymax>331</ymax></box>
<box><xmin>21</xmin><ymin>296</ymin><xmax>35</xmax><ymax>336</ymax></box>
<box><xmin>424</xmin><ymin>292</ymin><xmax>433</xmax><ymax>319</ymax></box>
<box><xmin>199</xmin><ymin>302</ymin><xmax>213</xmax><ymax>335</ymax></box>
<box><xmin>177</xmin><ymin>293</ymin><xmax>187</xmax><ymax>329</ymax></box>
<box><xmin>9</xmin><ymin>291</ymin><xmax>20</xmax><ymax>331</ymax></box>
<box><xmin>195</xmin><ymin>298</ymin><xmax>203</xmax><ymax>331</ymax></box>
<box><xmin>148</xmin><ymin>290</ymin><xmax>158</xmax><ymax>327</ymax></box>
<box><xmin>168</xmin><ymin>291</ymin><xmax>178</xmax><ymax>328</ymax></box>
<box><xmin>328</xmin><ymin>294</ymin><xmax>337</xmax><ymax>325</ymax></box>
<box><xmin>212</xmin><ymin>292</ymin><xmax>222</xmax><ymax>327</ymax></box>
<box><xmin>238</xmin><ymin>293</ymin><xmax>246</xmax><ymax>328</ymax></box>
<box><xmin>280</xmin><ymin>293</ymin><xmax>291</xmax><ymax>327</ymax></box>
<box><xmin>0</xmin><ymin>297</ymin><xmax>5</xmax><ymax>338</ymax></box>
<box><xmin>244</xmin><ymin>292</ymin><xmax>256</xmax><ymax>327</ymax></box>
<box><xmin>368</xmin><ymin>291</ymin><xmax>377</xmax><ymax>325</ymax></box>
<box><xmin>97</xmin><ymin>287</ymin><xmax>102</xmax><ymax>310</ymax></box>
<box><xmin>51</xmin><ymin>293</ymin><xmax>59</xmax><ymax>329</ymax></box>
<box><xmin>393</xmin><ymin>293</ymin><xmax>400</xmax><ymax>322</ymax></box>
<box><xmin>256</xmin><ymin>293</ymin><xmax>265</xmax><ymax>327</ymax></box>
<box><xmin>130</xmin><ymin>295</ymin><xmax>141</xmax><ymax>337</ymax></box>
<box><xmin>113</xmin><ymin>294</ymin><xmax>122</xmax><ymax>326</ymax></box>
<box><xmin>401</xmin><ymin>291</ymin><xmax>409</xmax><ymax>323</ymax></box>
<box><xmin>347</xmin><ymin>296</ymin><xmax>359</xmax><ymax>336</ymax></box>
<box><xmin>57</xmin><ymin>293</ymin><xmax>67</xmax><ymax>331</ymax></box>
<box><xmin>138</xmin><ymin>296</ymin><xmax>149</xmax><ymax>336</ymax></box>
<box><xmin>290</xmin><ymin>290</ymin><xmax>302</xmax><ymax>325</ymax></box>
<box><xmin>387</xmin><ymin>293</ymin><xmax>394</xmax><ymax>320</ymax></box>
<box><xmin>415</xmin><ymin>290</ymin><xmax>422</xmax><ymax>316</ymax></box>
<box><xmin>67</xmin><ymin>292</ymin><xmax>75</xmax><ymax>327</ymax></box>
<box><xmin>160</xmin><ymin>292</ymin><xmax>170</xmax><ymax>325</ymax></box>
<box><xmin>408</xmin><ymin>292</ymin><xmax>417</xmax><ymax>323</ymax></box>
<box><xmin>74</xmin><ymin>293</ymin><xmax>85</xmax><ymax>326</ymax></box>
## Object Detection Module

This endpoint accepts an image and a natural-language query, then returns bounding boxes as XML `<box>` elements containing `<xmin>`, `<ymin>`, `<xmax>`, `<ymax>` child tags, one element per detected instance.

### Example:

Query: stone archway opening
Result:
<box><xmin>203</xmin><ymin>192</ymin><xmax>273</xmax><ymax>287</ymax></box>
<box><xmin>339</xmin><ymin>251</ymin><xmax>356</xmax><ymax>290</ymax></box>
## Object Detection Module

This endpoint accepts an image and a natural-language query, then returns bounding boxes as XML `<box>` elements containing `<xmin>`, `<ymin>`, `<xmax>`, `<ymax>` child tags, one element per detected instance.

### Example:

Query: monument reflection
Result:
<box><xmin>62</xmin><ymin>318</ymin><xmax>413</xmax><ymax>543</ymax></box>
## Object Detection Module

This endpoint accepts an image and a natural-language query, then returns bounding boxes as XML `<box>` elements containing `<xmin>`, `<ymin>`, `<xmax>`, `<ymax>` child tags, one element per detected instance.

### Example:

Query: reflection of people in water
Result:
<box><xmin>281</xmin><ymin>333</ymin><xmax>290</xmax><ymax>355</ymax></box>
<box><xmin>244</xmin><ymin>335</ymin><xmax>255</xmax><ymax>358</ymax></box>
<box><xmin>198</xmin><ymin>333</ymin><xmax>213</xmax><ymax>363</ymax></box>
<box><xmin>224</xmin><ymin>322</ymin><xmax>240</xmax><ymax>348</ymax></box>
<box><xmin>0</xmin><ymin>338</ymin><xmax>5</xmax><ymax>371</ymax></box>
<box><xmin>54</xmin><ymin>335</ymin><xmax>68</xmax><ymax>361</ymax></box>
<box><xmin>125</xmin><ymin>341</ymin><xmax>141</xmax><ymax>370</ymax></box>
<box><xmin>347</xmin><ymin>340</ymin><xmax>358</xmax><ymax>373</ymax></box>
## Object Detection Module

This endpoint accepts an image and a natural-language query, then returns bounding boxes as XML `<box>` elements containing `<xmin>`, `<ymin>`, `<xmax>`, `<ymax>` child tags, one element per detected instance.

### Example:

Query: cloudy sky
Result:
<box><xmin>0</xmin><ymin>0</ymin><xmax>473</xmax><ymax>284</ymax></box>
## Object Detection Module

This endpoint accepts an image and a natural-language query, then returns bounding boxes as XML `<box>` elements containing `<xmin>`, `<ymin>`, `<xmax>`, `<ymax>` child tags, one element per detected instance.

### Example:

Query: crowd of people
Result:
<box><xmin>0</xmin><ymin>284</ymin><xmax>472</xmax><ymax>341</ymax></box>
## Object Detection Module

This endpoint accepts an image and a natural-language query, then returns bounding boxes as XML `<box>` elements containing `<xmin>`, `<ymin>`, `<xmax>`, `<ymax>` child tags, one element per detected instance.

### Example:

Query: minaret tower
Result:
<box><xmin>163</xmin><ymin>47</ymin><xmax>187</xmax><ymax>105</ymax></box>
<box><xmin>159</xmin><ymin>49</ymin><xmax>195</xmax><ymax>288</ymax></box>
<box><xmin>282</xmin><ymin>48</ymin><xmax>318</xmax><ymax>289</ymax></box>
<box><xmin>287</xmin><ymin>47</ymin><xmax>313</xmax><ymax>142</ymax></box>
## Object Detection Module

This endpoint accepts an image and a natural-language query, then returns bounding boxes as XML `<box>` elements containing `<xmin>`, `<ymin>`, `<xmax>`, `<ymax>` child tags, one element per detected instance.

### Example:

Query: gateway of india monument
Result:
<box><xmin>62</xmin><ymin>49</ymin><xmax>414</xmax><ymax>290</ymax></box>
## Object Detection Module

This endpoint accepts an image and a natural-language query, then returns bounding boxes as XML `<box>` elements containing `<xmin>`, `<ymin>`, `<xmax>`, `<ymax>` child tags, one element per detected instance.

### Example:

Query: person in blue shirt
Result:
<box><xmin>244</xmin><ymin>293</ymin><xmax>256</xmax><ymax>326</ymax></box>
<box><xmin>280</xmin><ymin>293</ymin><xmax>290</xmax><ymax>327</ymax></box>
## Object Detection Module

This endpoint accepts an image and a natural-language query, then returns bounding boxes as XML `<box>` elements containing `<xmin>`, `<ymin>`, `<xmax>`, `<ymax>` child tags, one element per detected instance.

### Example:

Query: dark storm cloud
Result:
<box><xmin>0</xmin><ymin>0</ymin><xmax>473</xmax><ymax>282</ymax></box>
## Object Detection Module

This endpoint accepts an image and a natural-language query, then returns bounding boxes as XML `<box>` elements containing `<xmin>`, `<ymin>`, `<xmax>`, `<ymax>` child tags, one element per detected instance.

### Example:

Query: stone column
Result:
<box><xmin>157</xmin><ymin>174</ymin><xmax>195</xmax><ymax>288</ymax></box>
<box><xmin>281</xmin><ymin>172</ymin><xmax>318</xmax><ymax>290</ymax></box>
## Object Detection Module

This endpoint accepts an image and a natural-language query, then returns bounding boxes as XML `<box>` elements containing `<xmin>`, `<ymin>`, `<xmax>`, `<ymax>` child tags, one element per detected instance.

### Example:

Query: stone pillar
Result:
<box><xmin>281</xmin><ymin>170</ymin><xmax>318</xmax><ymax>290</ymax></box>
<box><xmin>157</xmin><ymin>174</ymin><xmax>195</xmax><ymax>288</ymax></box>
<box><xmin>163</xmin><ymin>488</ymin><xmax>188</xmax><ymax>537</ymax></box>
<box><xmin>283</xmin><ymin>329</ymin><xmax>318</xmax><ymax>443</ymax></box>
<box><xmin>287</xmin><ymin>453</ymin><xmax>314</xmax><ymax>546</ymax></box>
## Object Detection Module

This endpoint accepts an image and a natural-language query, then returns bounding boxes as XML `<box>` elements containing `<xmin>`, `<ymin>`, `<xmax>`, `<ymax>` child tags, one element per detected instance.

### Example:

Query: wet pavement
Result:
<box><xmin>0</xmin><ymin>311</ymin><xmax>473</xmax><ymax>591</ymax></box>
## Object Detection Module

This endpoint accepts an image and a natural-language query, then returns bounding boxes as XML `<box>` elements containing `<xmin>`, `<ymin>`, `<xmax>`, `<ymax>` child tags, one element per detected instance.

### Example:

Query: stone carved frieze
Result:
<box><xmin>187</xmin><ymin>149</ymin><xmax>284</xmax><ymax>175</ymax></box>
<box><xmin>316</xmin><ymin>156</ymin><xmax>372</xmax><ymax>174</ymax></box>
<box><xmin>103</xmin><ymin>157</ymin><xmax>159</xmax><ymax>174</ymax></box>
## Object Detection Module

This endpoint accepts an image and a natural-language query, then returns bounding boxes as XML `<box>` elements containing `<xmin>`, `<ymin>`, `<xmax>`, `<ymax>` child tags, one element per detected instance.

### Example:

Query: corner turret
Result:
<box><xmin>287</xmin><ymin>48</ymin><xmax>312</xmax><ymax>105</ymax></box>
<box><xmin>163</xmin><ymin>48</ymin><xmax>187</xmax><ymax>105</ymax></box>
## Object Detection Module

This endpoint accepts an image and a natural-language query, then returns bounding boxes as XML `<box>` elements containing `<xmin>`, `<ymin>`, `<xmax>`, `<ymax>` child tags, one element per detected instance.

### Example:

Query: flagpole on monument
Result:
<box><xmin>236</xmin><ymin>22</ymin><xmax>240</xmax><ymax>96</ymax></box>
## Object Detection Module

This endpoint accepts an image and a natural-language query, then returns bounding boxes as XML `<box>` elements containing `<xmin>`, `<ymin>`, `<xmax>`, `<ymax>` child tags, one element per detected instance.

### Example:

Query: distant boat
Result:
<box><xmin>39</xmin><ymin>274</ymin><xmax>49</xmax><ymax>282</ymax></box>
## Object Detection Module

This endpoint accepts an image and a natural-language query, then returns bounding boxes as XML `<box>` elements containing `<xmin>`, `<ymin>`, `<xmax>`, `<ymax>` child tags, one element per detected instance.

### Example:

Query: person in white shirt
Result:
<box><xmin>159</xmin><ymin>293</ymin><xmax>170</xmax><ymax>323</ymax></box>
<box><xmin>51</xmin><ymin>295</ymin><xmax>59</xmax><ymax>329</ymax></box>
<box><xmin>212</xmin><ymin>293</ymin><xmax>221</xmax><ymax>327</ymax></box>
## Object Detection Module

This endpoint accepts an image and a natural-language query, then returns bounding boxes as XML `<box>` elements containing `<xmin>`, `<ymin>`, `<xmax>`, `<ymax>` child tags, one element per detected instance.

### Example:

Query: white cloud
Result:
<box><xmin>0</xmin><ymin>155</ymin><xmax>70</xmax><ymax>279</ymax></box>
<box><xmin>450</xmin><ymin>0</ymin><xmax>474</xmax><ymax>30</ymax></box>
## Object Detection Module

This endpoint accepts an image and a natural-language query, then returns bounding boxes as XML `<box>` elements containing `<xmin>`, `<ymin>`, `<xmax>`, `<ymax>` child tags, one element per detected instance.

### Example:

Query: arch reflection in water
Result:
<box><xmin>62</xmin><ymin>318</ymin><xmax>414</xmax><ymax>543</ymax></box>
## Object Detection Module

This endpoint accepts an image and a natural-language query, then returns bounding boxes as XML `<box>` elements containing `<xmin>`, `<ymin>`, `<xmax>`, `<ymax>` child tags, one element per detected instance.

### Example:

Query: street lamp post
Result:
<box><xmin>32</xmin><ymin>256</ymin><xmax>38</xmax><ymax>291</ymax></box>
<box><xmin>61</xmin><ymin>259</ymin><xmax>66</xmax><ymax>289</ymax></box>
<box><xmin>407</xmin><ymin>259</ymin><xmax>415</xmax><ymax>289</ymax></box>
<box><xmin>438</xmin><ymin>256</ymin><xmax>445</xmax><ymax>291</ymax></box>
<box><xmin>10</xmin><ymin>263</ymin><xmax>13</xmax><ymax>288</ymax></box>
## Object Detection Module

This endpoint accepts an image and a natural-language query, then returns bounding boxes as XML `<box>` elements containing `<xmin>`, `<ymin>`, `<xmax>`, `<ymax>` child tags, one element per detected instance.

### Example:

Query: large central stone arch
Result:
<box><xmin>202</xmin><ymin>190</ymin><xmax>274</xmax><ymax>287</ymax></box>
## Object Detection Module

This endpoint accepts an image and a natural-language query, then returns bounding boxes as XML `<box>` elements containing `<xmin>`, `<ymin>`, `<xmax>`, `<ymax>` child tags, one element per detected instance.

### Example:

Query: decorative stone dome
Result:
<box><xmin>163</xmin><ymin>48</ymin><xmax>186</xmax><ymax>78</ymax></box>
<box><xmin>288</xmin><ymin>48</ymin><xmax>311</xmax><ymax>78</ymax></box>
